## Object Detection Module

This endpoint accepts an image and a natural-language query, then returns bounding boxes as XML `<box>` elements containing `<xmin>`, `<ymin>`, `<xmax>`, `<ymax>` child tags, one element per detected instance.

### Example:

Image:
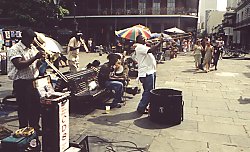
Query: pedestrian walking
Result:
<box><xmin>7</xmin><ymin>28</ymin><xmax>45</xmax><ymax>132</ymax></box>
<box><xmin>134</xmin><ymin>34</ymin><xmax>163</xmax><ymax>114</ymax></box>
<box><xmin>203</xmin><ymin>41</ymin><xmax>214</xmax><ymax>72</ymax></box>
<box><xmin>182</xmin><ymin>39</ymin><xmax>187</xmax><ymax>55</ymax></box>
<box><xmin>213</xmin><ymin>39</ymin><xmax>222</xmax><ymax>70</ymax></box>
<box><xmin>193</xmin><ymin>40</ymin><xmax>203</xmax><ymax>70</ymax></box>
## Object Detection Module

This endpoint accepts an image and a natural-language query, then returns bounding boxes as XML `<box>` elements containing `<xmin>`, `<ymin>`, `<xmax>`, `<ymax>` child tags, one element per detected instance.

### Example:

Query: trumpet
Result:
<box><xmin>34</xmin><ymin>38</ymin><xmax>68</xmax><ymax>83</ymax></box>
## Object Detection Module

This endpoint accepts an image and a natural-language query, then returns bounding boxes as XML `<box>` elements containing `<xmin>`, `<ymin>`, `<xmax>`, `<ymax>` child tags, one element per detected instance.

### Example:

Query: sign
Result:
<box><xmin>59</xmin><ymin>99</ymin><xmax>69</xmax><ymax>152</ymax></box>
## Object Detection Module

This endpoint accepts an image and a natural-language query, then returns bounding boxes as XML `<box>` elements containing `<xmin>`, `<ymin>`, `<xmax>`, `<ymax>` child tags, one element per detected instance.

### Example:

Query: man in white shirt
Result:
<box><xmin>134</xmin><ymin>35</ymin><xmax>163</xmax><ymax>114</ymax></box>
<box><xmin>67</xmin><ymin>32</ymin><xmax>89</xmax><ymax>73</ymax></box>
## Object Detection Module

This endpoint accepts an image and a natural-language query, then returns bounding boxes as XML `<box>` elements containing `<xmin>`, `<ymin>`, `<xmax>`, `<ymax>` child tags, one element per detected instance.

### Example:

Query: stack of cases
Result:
<box><xmin>33</xmin><ymin>76</ymin><xmax>70</xmax><ymax>152</ymax></box>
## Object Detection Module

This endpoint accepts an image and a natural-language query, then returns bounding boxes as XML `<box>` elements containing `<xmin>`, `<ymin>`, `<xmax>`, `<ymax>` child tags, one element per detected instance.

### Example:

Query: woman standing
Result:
<box><xmin>193</xmin><ymin>40</ymin><xmax>203</xmax><ymax>70</ymax></box>
<box><xmin>203</xmin><ymin>41</ymin><xmax>214</xmax><ymax>72</ymax></box>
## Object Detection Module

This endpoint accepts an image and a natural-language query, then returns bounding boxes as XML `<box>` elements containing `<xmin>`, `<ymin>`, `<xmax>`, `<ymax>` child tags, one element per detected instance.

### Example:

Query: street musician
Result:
<box><xmin>7</xmin><ymin>28</ymin><xmax>45</xmax><ymax>133</ymax></box>
<box><xmin>98</xmin><ymin>53</ymin><xmax>129</xmax><ymax>108</ymax></box>
<box><xmin>67</xmin><ymin>32</ymin><xmax>89</xmax><ymax>73</ymax></box>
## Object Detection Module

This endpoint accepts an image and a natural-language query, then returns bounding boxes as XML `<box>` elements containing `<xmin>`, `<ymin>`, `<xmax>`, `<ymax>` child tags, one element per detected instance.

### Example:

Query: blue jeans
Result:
<box><xmin>137</xmin><ymin>73</ymin><xmax>156</xmax><ymax>111</ymax></box>
<box><xmin>105</xmin><ymin>80</ymin><xmax>123</xmax><ymax>105</ymax></box>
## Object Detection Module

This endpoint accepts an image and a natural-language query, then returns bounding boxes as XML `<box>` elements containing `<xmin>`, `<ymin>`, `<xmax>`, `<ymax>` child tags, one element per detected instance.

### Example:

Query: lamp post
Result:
<box><xmin>53</xmin><ymin>0</ymin><xmax>60</xmax><ymax>40</ymax></box>
<box><xmin>73</xmin><ymin>1</ymin><xmax>78</xmax><ymax>32</ymax></box>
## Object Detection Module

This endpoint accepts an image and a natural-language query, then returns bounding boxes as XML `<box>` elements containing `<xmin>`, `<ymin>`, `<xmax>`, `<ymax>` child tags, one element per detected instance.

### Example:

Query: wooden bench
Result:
<box><xmin>55</xmin><ymin>68</ymin><xmax>112</xmax><ymax>109</ymax></box>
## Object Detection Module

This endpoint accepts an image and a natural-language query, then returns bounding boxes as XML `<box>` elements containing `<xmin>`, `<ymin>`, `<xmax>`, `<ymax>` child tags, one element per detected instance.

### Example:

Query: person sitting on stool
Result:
<box><xmin>98</xmin><ymin>53</ymin><xmax>128</xmax><ymax>108</ymax></box>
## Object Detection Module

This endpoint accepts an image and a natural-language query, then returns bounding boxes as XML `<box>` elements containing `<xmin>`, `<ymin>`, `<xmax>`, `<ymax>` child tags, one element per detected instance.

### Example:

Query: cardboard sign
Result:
<box><xmin>59</xmin><ymin>99</ymin><xmax>69</xmax><ymax>152</ymax></box>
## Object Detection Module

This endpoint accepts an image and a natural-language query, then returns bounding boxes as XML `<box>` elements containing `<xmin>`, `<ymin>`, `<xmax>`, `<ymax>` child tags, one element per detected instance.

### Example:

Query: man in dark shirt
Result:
<box><xmin>98</xmin><ymin>53</ymin><xmax>126</xmax><ymax>108</ymax></box>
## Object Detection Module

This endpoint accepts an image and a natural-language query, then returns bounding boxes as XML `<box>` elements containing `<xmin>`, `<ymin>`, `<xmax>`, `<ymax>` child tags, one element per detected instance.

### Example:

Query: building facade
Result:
<box><xmin>223</xmin><ymin>11</ymin><xmax>236</xmax><ymax>46</ymax></box>
<box><xmin>234</xmin><ymin>0</ymin><xmax>250</xmax><ymax>49</ymax></box>
<box><xmin>62</xmin><ymin>0</ymin><xmax>199</xmax><ymax>45</ymax></box>
<box><xmin>206</xmin><ymin>10</ymin><xmax>226</xmax><ymax>34</ymax></box>
<box><xmin>198</xmin><ymin>0</ymin><xmax>217</xmax><ymax>33</ymax></box>
<box><xmin>227</xmin><ymin>0</ymin><xmax>239</xmax><ymax>11</ymax></box>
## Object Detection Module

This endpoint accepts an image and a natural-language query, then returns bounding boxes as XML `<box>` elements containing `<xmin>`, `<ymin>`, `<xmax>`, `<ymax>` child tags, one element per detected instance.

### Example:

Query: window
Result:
<box><xmin>167</xmin><ymin>0</ymin><xmax>175</xmax><ymax>14</ymax></box>
<box><xmin>237</xmin><ymin>13</ymin><xmax>239</xmax><ymax>23</ymax></box>
<box><xmin>126</xmin><ymin>0</ymin><xmax>133</xmax><ymax>10</ymax></box>
<box><xmin>152</xmin><ymin>0</ymin><xmax>161</xmax><ymax>15</ymax></box>
<box><xmin>247</xmin><ymin>7</ymin><xmax>249</xmax><ymax>18</ymax></box>
<box><xmin>138</xmin><ymin>0</ymin><xmax>146</xmax><ymax>15</ymax></box>
<box><xmin>126</xmin><ymin>0</ymin><xmax>133</xmax><ymax>14</ymax></box>
<box><xmin>242</xmin><ymin>11</ymin><xmax>244</xmax><ymax>21</ymax></box>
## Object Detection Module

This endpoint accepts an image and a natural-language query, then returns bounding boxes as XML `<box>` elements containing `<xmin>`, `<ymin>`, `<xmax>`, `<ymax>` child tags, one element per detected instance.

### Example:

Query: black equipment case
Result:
<box><xmin>1</xmin><ymin>132</ymin><xmax>37</xmax><ymax>151</ymax></box>
<box><xmin>149</xmin><ymin>89</ymin><xmax>183</xmax><ymax>125</ymax></box>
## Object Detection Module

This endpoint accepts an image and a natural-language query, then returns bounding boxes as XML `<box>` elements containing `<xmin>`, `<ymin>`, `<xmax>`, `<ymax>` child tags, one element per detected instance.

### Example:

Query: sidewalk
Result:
<box><xmin>1</xmin><ymin>52</ymin><xmax>250</xmax><ymax>151</ymax></box>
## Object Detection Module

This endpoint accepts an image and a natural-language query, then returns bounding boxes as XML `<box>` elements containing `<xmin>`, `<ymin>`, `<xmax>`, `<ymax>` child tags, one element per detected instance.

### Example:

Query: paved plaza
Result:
<box><xmin>0</xmin><ymin>52</ymin><xmax>250</xmax><ymax>152</ymax></box>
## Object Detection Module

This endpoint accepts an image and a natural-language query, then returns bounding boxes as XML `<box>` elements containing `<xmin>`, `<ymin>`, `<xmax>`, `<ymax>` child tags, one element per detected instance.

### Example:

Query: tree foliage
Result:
<box><xmin>0</xmin><ymin>0</ymin><xmax>69</xmax><ymax>28</ymax></box>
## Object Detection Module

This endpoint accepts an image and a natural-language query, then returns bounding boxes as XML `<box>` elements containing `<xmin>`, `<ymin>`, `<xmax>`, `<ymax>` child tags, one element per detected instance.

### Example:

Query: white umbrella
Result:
<box><xmin>43</xmin><ymin>37</ymin><xmax>63</xmax><ymax>53</ymax></box>
<box><xmin>35</xmin><ymin>32</ymin><xmax>63</xmax><ymax>53</ymax></box>
<box><xmin>164</xmin><ymin>27</ymin><xmax>186</xmax><ymax>34</ymax></box>
<box><xmin>150</xmin><ymin>33</ymin><xmax>172</xmax><ymax>40</ymax></box>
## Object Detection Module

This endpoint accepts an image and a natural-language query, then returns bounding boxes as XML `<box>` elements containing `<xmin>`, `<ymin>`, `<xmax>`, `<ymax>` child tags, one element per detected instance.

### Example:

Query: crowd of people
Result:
<box><xmin>193</xmin><ymin>37</ymin><xmax>224</xmax><ymax>72</ymax></box>
<box><xmin>6</xmin><ymin>26</ymin><xmax>226</xmax><ymax>136</ymax></box>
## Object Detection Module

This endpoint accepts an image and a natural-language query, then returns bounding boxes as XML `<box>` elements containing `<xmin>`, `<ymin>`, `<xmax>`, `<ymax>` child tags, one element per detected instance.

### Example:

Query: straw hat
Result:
<box><xmin>34</xmin><ymin>32</ymin><xmax>46</xmax><ymax>44</ymax></box>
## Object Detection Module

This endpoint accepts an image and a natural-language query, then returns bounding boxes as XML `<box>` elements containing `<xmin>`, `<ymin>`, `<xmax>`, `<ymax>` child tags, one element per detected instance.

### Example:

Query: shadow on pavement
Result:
<box><xmin>0</xmin><ymin>90</ymin><xmax>13</xmax><ymax>99</ymax></box>
<box><xmin>0</xmin><ymin>104</ymin><xmax>18</xmax><ymax>124</ymax></box>
<box><xmin>133</xmin><ymin>117</ymin><xmax>178</xmax><ymax>129</ymax></box>
<box><xmin>222</xmin><ymin>56</ymin><xmax>250</xmax><ymax>60</ymax></box>
<box><xmin>70</xmin><ymin>104</ymin><xmax>96</xmax><ymax>118</ymax></box>
<box><xmin>243</xmin><ymin>73</ymin><xmax>250</xmax><ymax>78</ymax></box>
<box><xmin>238</xmin><ymin>97</ymin><xmax>250</xmax><ymax>104</ymax></box>
<box><xmin>87</xmin><ymin>110</ymin><xmax>178</xmax><ymax>129</ymax></box>
<box><xmin>181</xmin><ymin>69</ymin><xmax>197</xmax><ymax>73</ymax></box>
<box><xmin>182</xmin><ymin>69</ymin><xmax>208</xmax><ymax>74</ymax></box>
<box><xmin>87</xmin><ymin>111</ymin><xmax>142</xmax><ymax>126</ymax></box>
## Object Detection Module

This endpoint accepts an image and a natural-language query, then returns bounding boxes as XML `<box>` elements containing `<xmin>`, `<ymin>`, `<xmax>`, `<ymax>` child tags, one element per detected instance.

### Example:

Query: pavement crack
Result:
<box><xmin>206</xmin><ymin>142</ymin><xmax>210</xmax><ymax>152</ymax></box>
<box><xmin>243</xmin><ymin>125</ymin><xmax>249</xmax><ymax>136</ymax></box>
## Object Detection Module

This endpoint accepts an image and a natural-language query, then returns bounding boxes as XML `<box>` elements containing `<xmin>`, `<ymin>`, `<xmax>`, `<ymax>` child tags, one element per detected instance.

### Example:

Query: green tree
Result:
<box><xmin>0</xmin><ymin>0</ymin><xmax>69</xmax><ymax>29</ymax></box>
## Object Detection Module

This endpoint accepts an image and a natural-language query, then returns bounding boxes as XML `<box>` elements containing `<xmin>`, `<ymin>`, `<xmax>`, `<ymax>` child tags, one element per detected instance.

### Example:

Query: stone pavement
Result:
<box><xmin>0</xmin><ymin>52</ymin><xmax>250</xmax><ymax>152</ymax></box>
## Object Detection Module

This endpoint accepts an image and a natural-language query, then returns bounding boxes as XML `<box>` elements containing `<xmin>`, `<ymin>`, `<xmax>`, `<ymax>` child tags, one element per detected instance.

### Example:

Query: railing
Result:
<box><xmin>235</xmin><ymin>17</ymin><xmax>250</xmax><ymax>28</ymax></box>
<box><xmin>84</xmin><ymin>8</ymin><xmax>197</xmax><ymax>16</ymax></box>
<box><xmin>223</xmin><ymin>22</ymin><xmax>235</xmax><ymax>27</ymax></box>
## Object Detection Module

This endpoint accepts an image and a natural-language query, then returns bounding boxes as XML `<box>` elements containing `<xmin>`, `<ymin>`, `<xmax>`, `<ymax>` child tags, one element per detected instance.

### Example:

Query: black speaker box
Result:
<box><xmin>149</xmin><ymin>89</ymin><xmax>183</xmax><ymax>125</ymax></box>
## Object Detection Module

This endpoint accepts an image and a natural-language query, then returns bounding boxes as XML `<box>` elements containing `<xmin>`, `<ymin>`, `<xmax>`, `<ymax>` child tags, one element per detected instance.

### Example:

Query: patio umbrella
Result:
<box><xmin>150</xmin><ymin>33</ymin><xmax>172</xmax><ymax>41</ymax></box>
<box><xmin>133</xmin><ymin>24</ymin><xmax>150</xmax><ymax>32</ymax></box>
<box><xmin>115</xmin><ymin>25</ymin><xmax>151</xmax><ymax>41</ymax></box>
<box><xmin>164</xmin><ymin>27</ymin><xmax>186</xmax><ymax>34</ymax></box>
<box><xmin>35</xmin><ymin>32</ymin><xmax>63</xmax><ymax>53</ymax></box>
